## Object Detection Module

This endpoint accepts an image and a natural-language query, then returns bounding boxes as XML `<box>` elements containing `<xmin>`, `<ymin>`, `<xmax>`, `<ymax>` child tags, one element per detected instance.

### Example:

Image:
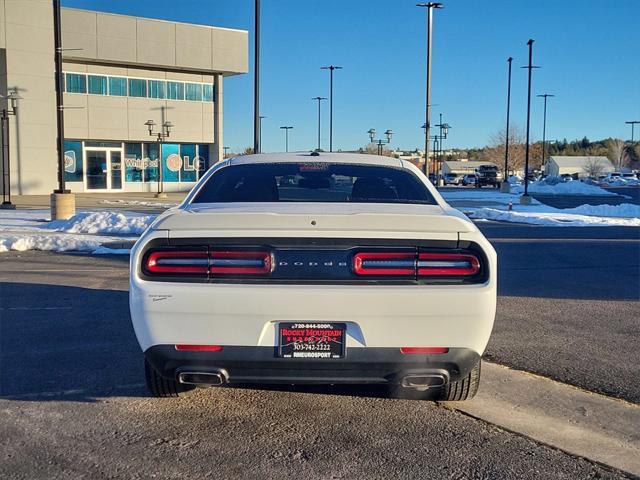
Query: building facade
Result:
<box><xmin>544</xmin><ymin>156</ymin><xmax>615</xmax><ymax>179</ymax></box>
<box><xmin>0</xmin><ymin>0</ymin><xmax>248</xmax><ymax>195</ymax></box>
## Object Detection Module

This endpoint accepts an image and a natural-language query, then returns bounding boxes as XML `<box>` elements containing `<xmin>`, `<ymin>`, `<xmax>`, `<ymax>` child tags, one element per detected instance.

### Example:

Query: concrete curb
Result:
<box><xmin>452</xmin><ymin>362</ymin><xmax>640</xmax><ymax>477</ymax></box>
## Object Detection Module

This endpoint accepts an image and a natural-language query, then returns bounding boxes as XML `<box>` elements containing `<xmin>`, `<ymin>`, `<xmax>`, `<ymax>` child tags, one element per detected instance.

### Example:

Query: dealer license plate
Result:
<box><xmin>278</xmin><ymin>322</ymin><xmax>346</xmax><ymax>359</ymax></box>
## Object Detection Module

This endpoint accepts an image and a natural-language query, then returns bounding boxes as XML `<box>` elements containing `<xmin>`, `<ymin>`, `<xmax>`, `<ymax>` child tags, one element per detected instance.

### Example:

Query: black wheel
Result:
<box><xmin>144</xmin><ymin>358</ymin><xmax>194</xmax><ymax>398</ymax></box>
<box><xmin>437</xmin><ymin>361</ymin><xmax>481</xmax><ymax>401</ymax></box>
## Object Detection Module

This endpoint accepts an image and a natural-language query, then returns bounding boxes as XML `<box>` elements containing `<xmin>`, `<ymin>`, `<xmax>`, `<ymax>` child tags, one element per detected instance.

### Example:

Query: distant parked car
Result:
<box><xmin>462</xmin><ymin>174</ymin><xmax>477</xmax><ymax>186</ymax></box>
<box><xmin>444</xmin><ymin>173</ymin><xmax>462</xmax><ymax>186</ymax></box>
<box><xmin>559</xmin><ymin>174</ymin><xmax>574</xmax><ymax>183</ymax></box>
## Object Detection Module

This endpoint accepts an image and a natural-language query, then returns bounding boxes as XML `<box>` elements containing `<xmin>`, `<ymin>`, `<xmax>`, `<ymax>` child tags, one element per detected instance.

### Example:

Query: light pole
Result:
<box><xmin>521</xmin><ymin>39</ymin><xmax>539</xmax><ymax>204</ymax></box>
<box><xmin>537</xmin><ymin>93</ymin><xmax>554</xmax><ymax>169</ymax></box>
<box><xmin>312</xmin><ymin>96</ymin><xmax>327</xmax><ymax>151</ymax></box>
<box><xmin>435</xmin><ymin>115</ymin><xmax>450</xmax><ymax>186</ymax></box>
<box><xmin>259</xmin><ymin>115</ymin><xmax>266</xmax><ymax>153</ymax></box>
<box><xmin>145</xmin><ymin>119</ymin><xmax>173</xmax><ymax>198</ymax></box>
<box><xmin>0</xmin><ymin>89</ymin><xmax>20</xmax><ymax>209</ymax></box>
<box><xmin>367</xmin><ymin>128</ymin><xmax>394</xmax><ymax>155</ymax></box>
<box><xmin>280</xmin><ymin>126</ymin><xmax>293</xmax><ymax>152</ymax></box>
<box><xmin>253</xmin><ymin>0</ymin><xmax>261</xmax><ymax>154</ymax></box>
<box><xmin>626</xmin><ymin>121</ymin><xmax>640</xmax><ymax>142</ymax></box>
<box><xmin>417</xmin><ymin>2</ymin><xmax>443</xmax><ymax>176</ymax></box>
<box><xmin>321</xmin><ymin>65</ymin><xmax>342</xmax><ymax>152</ymax></box>
<box><xmin>223</xmin><ymin>146</ymin><xmax>230</xmax><ymax>158</ymax></box>
<box><xmin>501</xmin><ymin>57</ymin><xmax>513</xmax><ymax>192</ymax></box>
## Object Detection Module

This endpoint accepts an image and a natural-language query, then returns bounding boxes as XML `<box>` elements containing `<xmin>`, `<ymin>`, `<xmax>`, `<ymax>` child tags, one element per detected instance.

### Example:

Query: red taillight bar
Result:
<box><xmin>145</xmin><ymin>250</ymin><xmax>208</xmax><ymax>274</ymax></box>
<box><xmin>175</xmin><ymin>344</ymin><xmax>223</xmax><ymax>352</ymax></box>
<box><xmin>417</xmin><ymin>253</ymin><xmax>480</xmax><ymax>276</ymax></box>
<box><xmin>353</xmin><ymin>252</ymin><xmax>415</xmax><ymax>276</ymax></box>
<box><xmin>209</xmin><ymin>251</ymin><xmax>272</xmax><ymax>275</ymax></box>
<box><xmin>352</xmin><ymin>251</ymin><xmax>481</xmax><ymax>277</ymax></box>
<box><xmin>400</xmin><ymin>347</ymin><xmax>449</xmax><ymax>354</ymax></box>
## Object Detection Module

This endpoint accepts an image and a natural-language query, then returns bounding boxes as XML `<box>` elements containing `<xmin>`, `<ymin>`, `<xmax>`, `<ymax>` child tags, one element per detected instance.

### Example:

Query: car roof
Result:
<box><xmin>228</xmin><ymin>152</ymin><xmax>404</xmax><ymax>168</ymax></box>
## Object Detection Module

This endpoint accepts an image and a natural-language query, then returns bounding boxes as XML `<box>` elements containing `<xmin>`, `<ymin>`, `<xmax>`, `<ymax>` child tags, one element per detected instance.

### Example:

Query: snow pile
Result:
<box><xmin>511</xmin><ymin>180</ymin><xmax>616</xmax><ymax>196</ymax></box>
<box><xmin>43</xmin><ymin>211</ymin><xmax>154</xmax><ymax>235</ymax></box>
<box><xmin>100</xmin><ymin>199</ymin><xmax>178</xmax><ymax>208</ymax></box>
<box><xmin>0</xmin><ymin>234</ymin><xmax>106</xmax><ymax>253</ymax></box>
<box><xmin>470</xmin><ymin>208</ymin><xmax>640</xmax><ymax>227</ymax></box>
<box><xmin>563</xmin><ymin>203</ymin><xmax>640</xmax><ymax>218</ymax></box>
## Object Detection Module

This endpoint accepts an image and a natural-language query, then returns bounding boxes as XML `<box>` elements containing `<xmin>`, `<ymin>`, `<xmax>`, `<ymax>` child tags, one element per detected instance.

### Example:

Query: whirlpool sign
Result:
<box><xmin>124</xmin><ymin>155</ymin><xmax>205</xmax><ymax>172</ymax></box>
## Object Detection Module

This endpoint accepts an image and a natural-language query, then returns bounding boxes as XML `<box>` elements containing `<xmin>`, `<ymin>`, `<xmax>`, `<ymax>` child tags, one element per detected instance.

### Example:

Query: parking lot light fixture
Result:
<box><xmin>521</xmin><ymin>39</ymin><xmax>540</xmax><ymax>203</ymax></box>
<box><xmin>312</xmin><ymin>97</ymin><xmax>327</xmax><ymax>151</ymax></box>
<box><xmin>146</xmin><ymin>119</ymin><xmax>173</xmax><ymax>198</ymax></box>
<box><xmin>0</xmin><ymin>89</ymin><xmax>21</xmax><ymax>209</ymax></box>
<box><xmin>417</xmin><ymin>2</ymin><xmax>444</xmax><ymax>176</ymax></box>
<box><xmin>625</xmin><ymin>121</ymin><xmax>640</xmax><ymax>142</ymax></box>
<box><xmin>280</xmin><ymin>126</ymin><xmax>293</xmax><ymax>152</ymax></box>
<box><xmin>537</xmin><ymin>93</ymin><xmax>555</xmax><ymax>167</ymax></box>
<box><xmin>320</xmin><ymin>65</ymin><xmax>343</xmax><ymax>152</ymax></box>
<box><xmin>368</xmin><ymin>128</ymin><xmax>393</xmax><ymax>155</ymax></box>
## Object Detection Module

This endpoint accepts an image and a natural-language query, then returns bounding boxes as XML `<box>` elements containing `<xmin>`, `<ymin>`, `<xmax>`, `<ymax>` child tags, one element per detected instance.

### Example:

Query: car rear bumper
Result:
<box><xmin>144</xmin><ymin>345</ymin><xmax>480</xmax><ymax>386</ymax></box>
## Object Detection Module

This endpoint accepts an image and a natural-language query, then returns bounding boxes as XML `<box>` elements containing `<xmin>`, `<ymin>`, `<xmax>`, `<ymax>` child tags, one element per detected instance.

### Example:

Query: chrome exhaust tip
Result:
<box><xmin>401</xmin><ymin>374</ymin><xmax>446</xmax><ymax>391</ymax></box>
<box><xmin>178</xmin><ymin>371</ymin><xmax>227</xmax><ymax>386</ymax></box>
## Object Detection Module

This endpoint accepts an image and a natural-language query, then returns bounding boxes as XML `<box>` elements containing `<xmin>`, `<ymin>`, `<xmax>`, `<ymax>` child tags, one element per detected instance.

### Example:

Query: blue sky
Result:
<box><xmin>63</xmin><ymin>0</ymin><xmax>639</xmax><ymax>153</ymax></box>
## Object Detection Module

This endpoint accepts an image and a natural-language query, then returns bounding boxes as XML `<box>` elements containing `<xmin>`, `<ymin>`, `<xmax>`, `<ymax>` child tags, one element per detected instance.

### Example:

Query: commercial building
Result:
<box><xmin>544</xmin><ymin>156</ymin><xmax>614</xmax><ymax>179</ymax></box>
<box><xmin>0</xmin><ymin>0</ymin><xmax>248</xmax><ymax>195</ymax></box>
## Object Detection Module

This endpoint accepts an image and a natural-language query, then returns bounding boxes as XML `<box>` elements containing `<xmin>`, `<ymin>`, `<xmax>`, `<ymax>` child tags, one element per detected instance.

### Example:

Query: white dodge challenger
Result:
<box><xmin>130</xmin><ymin>153</ymin><xmax>497</xmax><ymax>401</ymax></box>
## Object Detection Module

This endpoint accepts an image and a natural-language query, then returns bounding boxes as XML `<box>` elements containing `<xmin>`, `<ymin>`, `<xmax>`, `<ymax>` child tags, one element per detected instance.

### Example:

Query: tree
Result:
<box><xmin>484</xmin><ymin>124</ymin><xmax>543</xmax><ymax>174</ymax></box>
<box><xmin>606</xmin><ymin>139</ymin><xmax>625</xmax><ymax>169</ymax></box>
<box><xmin>582</xmin><ymin>157</ymin><xmax>606</xmax><ymax>178</ymax></box>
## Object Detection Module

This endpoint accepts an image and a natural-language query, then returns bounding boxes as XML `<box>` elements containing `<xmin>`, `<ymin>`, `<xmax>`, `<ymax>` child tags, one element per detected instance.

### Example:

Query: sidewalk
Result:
<box><xmin>9</xmin><ymin>192</ymin><xmax>185</xmax><ymax>213</ymax></box>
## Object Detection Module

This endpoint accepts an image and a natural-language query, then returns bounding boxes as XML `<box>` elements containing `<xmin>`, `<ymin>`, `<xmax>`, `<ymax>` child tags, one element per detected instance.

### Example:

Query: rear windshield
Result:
<box><xmin>192</xmin><ymin>162</ymin><xmax>436</xmax><ymax>205</ymax></box>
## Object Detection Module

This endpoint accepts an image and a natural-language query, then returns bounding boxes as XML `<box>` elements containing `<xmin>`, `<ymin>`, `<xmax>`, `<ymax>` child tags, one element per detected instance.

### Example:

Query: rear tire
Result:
<box><xmin>437</xmin><ymin>361</ymin><xmax>481</xmax><ymax>401</ymax></box>
<box><xmin>144</xmin><ymin>358</ymin><xmax>194</xmax><ymax>398</ymax></box>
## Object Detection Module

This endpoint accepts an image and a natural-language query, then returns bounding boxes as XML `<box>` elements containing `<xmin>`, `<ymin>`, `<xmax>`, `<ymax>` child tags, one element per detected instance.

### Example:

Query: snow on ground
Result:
<box><xmin>470</xmin><ymin>208</ymin><xmax>640</xmax><ymax>227</ymax></box>
<box><xmin>511</xmin><ymin>180</ymin><xmax>617</xmax><ymax>196</ymax></box>
<box><xmin>99</xmin><ymin>199</ymin><xmax>179</xmax><ymax>208</ymax></box>
<box><xmin>0</xmin><ymin>209</ymin><xmax>152</xmax><ymax>253</ymax></box>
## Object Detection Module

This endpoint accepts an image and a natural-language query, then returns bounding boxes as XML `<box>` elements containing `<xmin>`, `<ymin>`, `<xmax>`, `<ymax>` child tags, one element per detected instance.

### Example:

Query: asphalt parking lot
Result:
<box><xmin>1</xmin><ymin>221</ymin><xmax>638</xmax><ymax>478</ymax></box>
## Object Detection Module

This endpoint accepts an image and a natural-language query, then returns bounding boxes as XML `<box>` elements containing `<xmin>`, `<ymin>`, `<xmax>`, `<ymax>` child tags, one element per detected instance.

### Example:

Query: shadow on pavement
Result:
<box><xmin>0</xmin><ymin>282</ymin><xmax>440</xmax><ymax>403</ymax></box>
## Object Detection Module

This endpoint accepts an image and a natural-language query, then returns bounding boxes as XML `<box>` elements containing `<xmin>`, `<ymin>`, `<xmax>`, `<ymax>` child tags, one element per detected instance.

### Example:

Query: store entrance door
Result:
<box><xmin>84</xmin><ymin>147</ymin><xmax>124</xmax><ymax>191</ymax></box>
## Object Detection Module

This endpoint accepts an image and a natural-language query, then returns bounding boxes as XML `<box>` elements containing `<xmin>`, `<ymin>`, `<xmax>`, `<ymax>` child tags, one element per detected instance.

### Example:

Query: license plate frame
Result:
<box><xmin>278</xmin><ymin>322</ymin><xmax>346</xmax><ymax>359</ymax></box>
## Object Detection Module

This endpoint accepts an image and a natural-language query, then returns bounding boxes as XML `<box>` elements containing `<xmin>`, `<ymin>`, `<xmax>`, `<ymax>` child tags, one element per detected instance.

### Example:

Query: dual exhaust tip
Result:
<box><xmin>401</xmin><ymin>374</ymin><xmax>447</xmax><ymax>391</ymax></box>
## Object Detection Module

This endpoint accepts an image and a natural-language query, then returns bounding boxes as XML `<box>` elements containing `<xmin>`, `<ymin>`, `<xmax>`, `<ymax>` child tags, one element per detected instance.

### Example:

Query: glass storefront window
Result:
<box><xmin>203</xmin><ymin>84</ymin><xmax>214</xmax><ymax>102</ymax></box>
<box><xmin>65</xmin><ymin>73</ymin><xmax>86</xmax><ymax>93</ymax></box>
<box><xmin>185</xmin><ymin>83</ymin><xmax>202</xmax><ymax>101</ymax></box>
<box><xmin>109</xmin><ymin>77</ymin><xmax>127</xmax><ymax>96</ymax></box>
<box><xmin>167</xmin><ymin>82</ymin><xmax>184</xmax><ymax>100</ymax></box>
<box><xmin>124</xmin><ymin>143</ymin><xmax>143</xmax><ymax>182</ymax></box>
<box><xmin>129</xmin><ymin>78</ymin><xmax>147</xmax><ymax>98</ymax></box>
<box><xmin>148</xmin><ymin>80</ymin><xmax>166</xmax><ymax>99</ymax></box>
<box><xmin>162</xmin><ymin>143</ymin><xmax>181</xmax><ymax>182</ymax></box>
<box><xmin>88</xmin><ymin>75</ymin><xmax>107</xmax><ymax>95</ymax></box>
<box><xmin>180</xmin><ymin>144</ymin><xmax>197</xmax><ymax>182</ymax></box>
<box><xmin>198</xmin><ymin>144</ymin><xmax>211</xmax><ymax>171</ymax></box>
<box><xmin>144</xmin><ymin>143</ymin><xmax>160</xmax><ymax>183</ymax></box>
<box><xmin>63</xmin><ymin>141</ymin><xmax>83</xmax><ymax>182</ymax></box>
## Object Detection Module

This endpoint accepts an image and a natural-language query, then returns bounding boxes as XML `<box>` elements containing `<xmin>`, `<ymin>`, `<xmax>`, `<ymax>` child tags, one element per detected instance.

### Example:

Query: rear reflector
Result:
<box><xmin>175</xmin><ymin>345</ymin><xmax>223</xmax><ymax>352</ymax></box>
<box><xmin>353</xmin><ymin>252</ymin><xmax>415</xmax><ymax>276</ymax></box>
<box><xmin>145</xmin><ymin>250</ymin><xmax>208</xmax><ymax>274</ymax></box>
<box><xmin>400</xmin><ymin>347</ymin><xmax>449</xmax><ymax>354</ymax></box>
<box><xmin>209</xmin><ymin>251</ymin><xmax>272</xmax><ymax>275</ymax></box>
<box><xmin>417</xmin><ymin>253</ymin><xmax>480</xmax><ymax>276</ymax></box>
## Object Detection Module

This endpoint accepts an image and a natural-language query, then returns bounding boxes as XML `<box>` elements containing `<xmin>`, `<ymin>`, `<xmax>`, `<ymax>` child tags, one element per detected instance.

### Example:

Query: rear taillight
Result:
<box><xmin>353</xmin><ymin>252</ymin><xmax>415</xmax><ymax>276</ymax></box>
<box><xmin>209</xmin><ymin>251</ymin><xmax>272</xmax><ymax>275</ymax></box>
<box><xmin>143</xmin><ymin>248</ymin><xmax>272</xmax><ymax>277</ymax></box>
<box><xmin>145</xmin><ymin>250</ymin><xmax>208</xmax><ymax>274</ymax></box>
<box><xmin>417</xmin><ymin>253</ymin><xmax>480</xmax><ymax>277</ymax></box>
<box><xmin>352</xmin><ymin>250</ymin><xmax>481</xmax><ymax>279</ymax></box>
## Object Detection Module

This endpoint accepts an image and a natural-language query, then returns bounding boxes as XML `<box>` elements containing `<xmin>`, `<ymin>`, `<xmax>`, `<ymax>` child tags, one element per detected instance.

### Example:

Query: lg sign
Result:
<box><xmin>165</xmin><ymin>154</ymin><xmax>205</xmax><ymax>172</ymax></box>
